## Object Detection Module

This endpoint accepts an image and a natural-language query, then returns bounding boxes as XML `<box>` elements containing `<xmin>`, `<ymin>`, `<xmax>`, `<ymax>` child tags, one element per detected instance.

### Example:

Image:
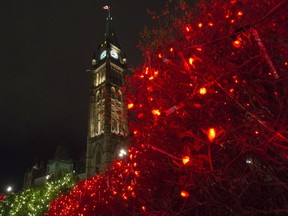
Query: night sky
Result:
<box><xmin>0</xmin><ymin>0</ymin><xmax>165</xmax><ymax>194</ymax></box>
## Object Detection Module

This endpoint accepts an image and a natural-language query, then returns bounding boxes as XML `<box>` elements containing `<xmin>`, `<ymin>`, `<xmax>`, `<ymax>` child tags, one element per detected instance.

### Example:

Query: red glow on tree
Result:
<box><xmin>180</xmin><ymin>191</ymin><xmax>190</xmax><ymax>198</ymax></box>
<box><xmin>189</xmin><ymin>57</ymin><xmax>194</xmax><ymax>65</ymax></box>
<box><xmin>185</xmin><ymin>25</ymin><xmax>192</xmax><ymax>32</ymax></box>
<box><xmin>182</xmin><ymin>156</ymin><xmax>190</xmax><ymax>165</ymax></box>
<box><xmin>152</xmin><ymin>109</ymin><xmax>161</xmax><ymax>116</ymax></box>
<box><xmin>137</xmin><ymin>113</ymin><xmax>144</xmax><ymax>119</ymax></box>
<box><xmin>127</xmin><ymin>103</ymin><xmax>134</xmax><ymax>109</ymax></box>
<box><xmin>233</xmin><ymin>39</ymin><xmax>241</xmax><ymax>48</ymax></box>
<box><xmin>147</xmin><ymin>86</ymin><xmax>153</xmax><ymax>91</ymax></box>
<box><xmin>46</xmin><ymin>0</ymin><xmax>288</xmax><ymax>215</ymax></box>
<box><xmin>237</xmin><ymin>11</ymin><xmax>244</xmax><ymax>16</ymax></box>
<box><xmin>208</xmin><ymin>128</ymin><xmax>216</xmax><ymax>142</ymax></box>
<box><xmin>199</xmin><ymin>87</ymin><xmax>207</xmax><ymax>95</ymax></box>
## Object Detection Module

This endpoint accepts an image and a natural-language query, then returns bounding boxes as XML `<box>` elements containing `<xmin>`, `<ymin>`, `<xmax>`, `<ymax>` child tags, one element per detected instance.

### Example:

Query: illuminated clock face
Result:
<box><xmin>100</xmin><ymin>50</ymin><xmax>106</xmax><ymax>60</ymax></box>
<box><xmin>110</xmin><ymin>49</ymin><xmax>119</xmax><ymax>59</ymax></box>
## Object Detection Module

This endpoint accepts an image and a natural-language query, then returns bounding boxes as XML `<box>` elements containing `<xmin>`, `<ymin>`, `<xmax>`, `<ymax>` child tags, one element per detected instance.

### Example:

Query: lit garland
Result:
<box><xmin>45</xmin><ymin>0</ymin><xmax>288</xmax><ymax>215</ymax></box>
<box><xmin>0</xmin><ymin>173</ymin><xmax>75</xmax><ymax>215</ymax></box>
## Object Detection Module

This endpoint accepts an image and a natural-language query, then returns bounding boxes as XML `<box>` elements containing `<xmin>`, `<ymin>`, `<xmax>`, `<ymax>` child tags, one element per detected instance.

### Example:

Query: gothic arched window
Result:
<box><xmin>96</xmin><ymin>73</ymin><xmax>99</xmax><ymax>86</ymax></box>
<box><xmin>96</xmin><ymin>149</ymin><xmax>102</xmax><ymax>165</ymax></box>
<box><xmin>111</xmin><ymin>87</ymin><xmax>118</xmax><ymax>133</ymax></box>
<box><xmin>111</xmin><ymin>87</ymin><xmax>116</xmax><ymax>99</ymax></box>
<box><xmin>118</xmin><ymin>90</ymin><xmax>123</xmax><ymax>102</ymax></box>
<box><xmin>102</xmin><ymin>70</ymin><xmax>106</xmax><ymax>83</ymax></box>
<box><xmin>118</xmin><ymin>90</ymin><xmax>125</xmax><ymax>134</ymax></box>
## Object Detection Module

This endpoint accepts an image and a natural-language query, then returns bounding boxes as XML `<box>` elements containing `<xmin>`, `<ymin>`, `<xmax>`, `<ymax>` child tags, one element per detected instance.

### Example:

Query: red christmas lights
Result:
<box><xmin>46</xmin><ymin>0</ymin><xmax>288</xmax><ymax>215</ymax></box>
<box><xmin>180</xmin><ymin>190</ymin><xmax>190</xmax><ymax>198</ymax></box>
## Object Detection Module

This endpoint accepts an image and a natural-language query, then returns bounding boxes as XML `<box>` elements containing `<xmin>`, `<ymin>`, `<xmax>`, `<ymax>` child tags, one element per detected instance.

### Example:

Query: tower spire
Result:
<box><xmin>103</xmin><ymin>6</ymin><xmax>120</xmax><ymax>48</ymax></box>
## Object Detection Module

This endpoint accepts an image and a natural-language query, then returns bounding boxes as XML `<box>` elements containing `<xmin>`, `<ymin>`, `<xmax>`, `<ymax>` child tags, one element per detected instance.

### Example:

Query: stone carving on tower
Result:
<box><xmin>86</xmin><ymin>11</ymin><xmax>128</xmax><ymax>178</ymax></box>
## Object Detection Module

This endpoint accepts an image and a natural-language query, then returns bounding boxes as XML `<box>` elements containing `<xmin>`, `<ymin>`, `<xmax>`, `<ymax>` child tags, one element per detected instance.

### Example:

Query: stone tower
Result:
<box><xmin>86</xmin><ymin>12</ymin><xmax>128</xmax><ymax>178</ymax></box>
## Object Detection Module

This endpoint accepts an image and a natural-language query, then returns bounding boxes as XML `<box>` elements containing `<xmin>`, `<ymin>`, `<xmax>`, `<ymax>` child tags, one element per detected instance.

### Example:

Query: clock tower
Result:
<box><xmin>86</xmin><ymin>12</ymin><xmax>128</xmax><ymax>177</ymax></box>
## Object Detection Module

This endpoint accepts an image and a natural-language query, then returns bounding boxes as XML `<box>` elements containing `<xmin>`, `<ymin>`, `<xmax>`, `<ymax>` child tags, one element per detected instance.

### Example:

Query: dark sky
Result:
<box><xmin>0</xmin><ymin>0</ymin><xmax>166</xmax><ymax>193</ymax></box>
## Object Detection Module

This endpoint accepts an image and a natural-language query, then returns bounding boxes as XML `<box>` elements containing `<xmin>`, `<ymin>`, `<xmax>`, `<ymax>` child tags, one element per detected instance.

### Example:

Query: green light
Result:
<box><xmin>0</xmin><ymin>173</ymin><xmax>76</xmax><ymax>215</ymax></box>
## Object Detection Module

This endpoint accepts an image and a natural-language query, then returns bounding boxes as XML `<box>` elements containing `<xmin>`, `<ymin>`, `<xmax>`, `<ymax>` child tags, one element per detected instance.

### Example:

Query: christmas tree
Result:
<box><xmin>47</xmin><ymin>0</ymin><xmax>288</xmax><ymax>215</ymax></box>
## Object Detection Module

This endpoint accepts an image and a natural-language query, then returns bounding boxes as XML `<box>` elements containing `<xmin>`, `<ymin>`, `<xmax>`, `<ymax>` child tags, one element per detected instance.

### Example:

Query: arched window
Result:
<box><xmin>117</xmin><ymin>72</ymin><xmax>122</xmax><ymax>85</ymax></box>
<box><xmin>117</xmin><ymin>90</ymin><xmax>123</xmax><ymax>134</ymax></box>
<box><xmin>111</xmin><ymin>87</ymin><xmax>117</xmax><ymax>133</ymax></box>
<box><xmin>102</xmin><ymin>70</ymin><xmax>106</xmax><ymax>83</ymax></box>
<box><xmin>96</xmin><ymin>91</ymin><xmax>100</xmax><ymax>102</ymax></box>
<box><xmin>111</xmin><ymin>87</ymin><xmax>116</xmax><ymax>99</ymax></box>
<box><xmin>99</xmin><ymin>90</ymin><xmax>103</xmax><ymax>100</ymax></box>
<box><xmin>100</xmin><ymin>90</ymin><xmax>105</xmax><ymax>133</ymax></box>
<box><xmin>90</xmin><ymin>110</ymin><xmax>95</xmax><ymax>136</ymax></box>
<box><xmin>118</xmin><ymin>90</ymin><xmax>123</xmax><ymax>102</ymax></box>
<box><xmin>100</xmin><ymin>104</ymin><xmax>105</xmax><ymax>133</ymax></box>
<box><xmin>96</xmin><ymin>149</ymin><xmax>102</xmax><ymax>165</ymax></box>
<box><xmin>96</xmin><ymin>73</ymin><xmax>99</xmax><ymax>86</ymax></box>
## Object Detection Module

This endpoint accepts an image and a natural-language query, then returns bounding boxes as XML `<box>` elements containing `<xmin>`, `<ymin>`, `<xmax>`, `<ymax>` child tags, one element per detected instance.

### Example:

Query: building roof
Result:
<box><xmin>52</xmin><ymin>145</ymin><xmax>71</xmax><ymax>161</ymax></box>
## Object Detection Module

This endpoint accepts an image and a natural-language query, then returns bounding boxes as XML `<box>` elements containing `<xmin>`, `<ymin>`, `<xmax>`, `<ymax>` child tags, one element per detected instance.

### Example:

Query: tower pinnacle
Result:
<box><xmin>104</xmin><ymin>11</ymin><xmax>120</xmax><ymax>48</ymax></box>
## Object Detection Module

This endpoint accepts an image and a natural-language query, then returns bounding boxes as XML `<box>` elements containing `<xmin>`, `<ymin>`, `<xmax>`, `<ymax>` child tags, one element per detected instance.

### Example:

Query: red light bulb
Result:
<box><xmin>180</xmin><ymin>190</ymin><xmax>190</xmax><ymax>198</ymax></box>
<box><xmin>233</xmin><ymin>40</ymin><xmax>241</xmax><ymax>48</ymax></box>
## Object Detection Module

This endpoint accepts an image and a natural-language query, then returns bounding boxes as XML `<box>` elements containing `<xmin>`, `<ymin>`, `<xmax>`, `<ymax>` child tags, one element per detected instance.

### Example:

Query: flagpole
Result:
<box><xmin>103</xmin><ymin>5</ymin><xmax>111</xmax><ymax>18</ymax></box>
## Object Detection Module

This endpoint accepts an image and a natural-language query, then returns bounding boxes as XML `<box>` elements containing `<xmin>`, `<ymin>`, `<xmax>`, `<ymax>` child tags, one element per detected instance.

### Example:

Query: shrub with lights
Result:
<box><xmin>0</xmin><ymin>173</ymin><xmax>75</xmax><ymax>216</ymax></box>
<box><xmin>47</xmin><ymin>0</ymin><xmax>288</xmax><ymax>215</ymax></box>
<box><xmin>47</xmin><ymin>160</ymin><xmax>136</xmax><ymax>215</ymax></box>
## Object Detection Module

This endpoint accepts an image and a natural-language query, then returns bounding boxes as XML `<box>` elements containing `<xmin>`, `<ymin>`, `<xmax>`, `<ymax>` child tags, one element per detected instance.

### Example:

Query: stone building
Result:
<box><xmin>86</xmin><ymin>12</ymin><xmax>129</xmax><ymax>177</ymax></box>
<box><xmin>23</xmin><ymin>145</ymin><xmax>74</xmax><ymax>188</ymax></box>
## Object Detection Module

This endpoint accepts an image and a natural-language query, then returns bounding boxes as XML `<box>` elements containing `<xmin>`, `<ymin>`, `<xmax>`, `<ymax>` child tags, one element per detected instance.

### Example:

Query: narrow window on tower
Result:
<box><xmin>111</xmin><ymin>87</ymin><xmax>117</xmax><ymax>133</ymax></box>
<box><xmin>96</xmin><ymin>73</ymin><xmax>99</xmax><ymax>86</ymax></box>
<box><xmin>96</xmin><ymin>91</ymin><xmax>100</xmax><ymax>102</ymax></box>
<box><xmin>118</xmin><ymin>90</ymin><xmax>123</xmax><ymax>102</ymax></box>
<box><xmin>100</xmin><ymin>70</ymin><xmax>103</xmax><ymax>84</ymax></box>
<box><xmin>101</xmin><ymin>105</ymin><xmax>105</xmax><ymax>133</ymax></box>
<box><xmin>90</xmin><ymin>108</ymin><xmax>95</xmax><ymax>137</ymax></box>
<box><xmin>96</xmin><ymin>149</ymin><xmax>101</xmax><ymax>165</ymax></box>
<box><xmin>111</xmin><ymin>87</ymin><xmax>116</xmax><ymax>99</ymax></box>
<box><xmin>100</xmin><ymin>91</ymin><xmax>105</xmax><ymax>133</ymax></box>
<box><xmin>95</xmin><ymin>91</ymin><xmax>100</xmax><ymax>135</ymax></box>
<box><xmin>118</xmin><ymin>90</ymin><xmax>123</xmax><ymax>135</ymax></box>
<box><xmin>102</xmin><ymin>69</ymin><xmax>106</xmax><ymax>83</ymax></box>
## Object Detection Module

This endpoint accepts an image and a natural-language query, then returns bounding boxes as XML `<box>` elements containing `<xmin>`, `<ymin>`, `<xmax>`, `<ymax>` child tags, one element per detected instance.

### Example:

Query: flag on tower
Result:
<box><xmin>103</xmin><ymin>5</ymin><xmax>110</xmax><ymax>11</ymax></box>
